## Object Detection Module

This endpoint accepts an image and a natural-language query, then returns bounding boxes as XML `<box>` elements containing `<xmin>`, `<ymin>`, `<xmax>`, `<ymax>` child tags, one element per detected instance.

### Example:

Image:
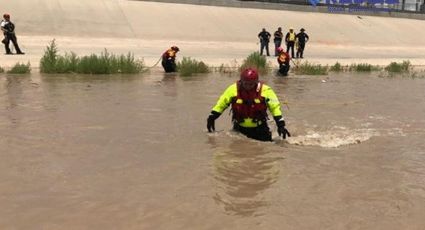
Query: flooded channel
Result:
<box><xmin>1</xmin><ymin>71</ymin><xmax>425</xmax><ymax>229</ymax></box>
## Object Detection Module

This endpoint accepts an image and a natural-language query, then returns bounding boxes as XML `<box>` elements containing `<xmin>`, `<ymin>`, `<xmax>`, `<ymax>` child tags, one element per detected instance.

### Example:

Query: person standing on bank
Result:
<box><xmin>295</xmin><ymin>28</ymin><xmax>309</xmax><ymax>59</ymax></box>
<box><xmin>1</xmin><ymin>13</ymin><xmax>24</xmax><ymax>55</ymax></box>
<box><xmin>258</xmin><ymin>28</ymin><xmax>271</xmax><ymax>56</ymax></box>
<box><xmin>161</xmin><ymin>46</ymin><xmax>179</xmax><ymax>73</ymax></box>
<box><xmin>285</xmin><ymin>27</ymin><xmax>296</xmax><ymax>58</ymax></box>
<box><xmin>273</xmin><ymin>27</ymin><xmax>283</xmax><ymax>56</ymax></box>
<box><xmin>207</xmin><ymin>68</ymin><xmax>290</xmax><ymax>142</ymax></box>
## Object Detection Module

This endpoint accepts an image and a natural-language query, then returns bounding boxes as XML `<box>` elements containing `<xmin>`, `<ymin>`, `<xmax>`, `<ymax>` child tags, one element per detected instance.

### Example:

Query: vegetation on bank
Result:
<box><xmin>39</xmin><ymin>40</ymin><xmax>145</xmax><ymax>74</ymax></box>
<box><xmin>177</xmin><ymin>57</ymin><xmax>210</xmax><ymax>76</ymax></box>
<box><xmin>7</xmin><ymin>62</ymin><xmax>31</xmax><ymax>74</ymax></box>
<box><xmin>293</xmin><ymin>61</ymin><xmax>328</xmax><ymax>75</ymax></box>
<box><xmin>291</xmin><ymin>60</ymin><xmax>415</xmax><ymax>76</ymax></box>
<box><xmin>349</xmin><ymin>63</ymin><xmax>381</xmax><ymax>72</ymax></box>
<box><xmin>329</xmin><ymin>62</ymin><xmax>343</xmax><ymax>72</ymax></box>
<box><xmin>379</xmin><ymin>60</ymin><xmax>424</xmax><ymax>78</ymax></box>
<box><xmin>240</xmin><ymin>52</ymin><xmax>271</xmax><ymax>75</ymax></box>
<box><xmin>211</xmin><ymin>59</ymin><xmax>424</xmax><ymax>77</ymax></box>
<box><xmin>0</xmin><ymin>42</ymin><xmax>420</xmax><ymax>78</ymax></box>
<box><xmin>384</xmin><ymin>60</ymin><xmax>411</xmax><ymax>73</ymax></box>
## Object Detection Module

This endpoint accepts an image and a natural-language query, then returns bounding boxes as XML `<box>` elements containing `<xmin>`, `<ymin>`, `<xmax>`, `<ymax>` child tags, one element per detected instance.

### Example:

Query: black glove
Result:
<box><xmin>207</xmin><ymin>111</ymin><xmax>221</xmax><ymax>132</ymax></box>
<box><xmin>274</xmin><ymin>116</ymin><xmax>291</xmax><ymax>139</ymax></box>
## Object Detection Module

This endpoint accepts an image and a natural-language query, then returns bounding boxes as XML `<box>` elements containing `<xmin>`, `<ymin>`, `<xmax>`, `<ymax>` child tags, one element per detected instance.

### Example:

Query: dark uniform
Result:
<box><xmin>258</xmin><ymin>28</ymin><xmax>271</xmax><ymax>56</ymax></box>
<box><xmin>273</xmin><ymin>27</ymin><xmax>283</xmax><ymax>56</ymax></box>
<box><xmin>1</xmin><ymin>15</ymin><xmax>24</xmax><ymax>55</ymax></box>
<box><xmin>295</xmin><ymin>29</ymin><xmax>309</xmax><ymax>59</ymax></box>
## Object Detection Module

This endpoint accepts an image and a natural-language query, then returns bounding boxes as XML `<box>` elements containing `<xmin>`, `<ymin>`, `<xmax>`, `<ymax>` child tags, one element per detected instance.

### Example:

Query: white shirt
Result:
<box><xmin>1</xmin><ymin>20</ymin><xmax>11</xmax><ymax>33</ymax></box>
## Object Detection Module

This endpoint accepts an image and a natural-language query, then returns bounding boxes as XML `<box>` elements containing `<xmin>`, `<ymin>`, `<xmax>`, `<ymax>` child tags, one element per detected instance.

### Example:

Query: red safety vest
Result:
<box><xmin>231</xmin><ymin>81</ymin><xmax>268</xmax><ymax>123</ymax></box>
<box><xmin>278</xmin><ymin>52</ymin><xmax>290</xmax><ymax>65</ymax></box>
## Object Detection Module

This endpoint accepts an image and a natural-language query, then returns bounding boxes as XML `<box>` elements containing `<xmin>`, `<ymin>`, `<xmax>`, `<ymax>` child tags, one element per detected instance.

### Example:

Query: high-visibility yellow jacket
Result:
<box><xmin>286</xmin><ymin>32</ymin><xmax>296</xmax><ymax>42</ymax></box>
<box><xmin>211</xmin><ymin>82</ymin><xmax>283</xmax><ymax>128</ymax></box>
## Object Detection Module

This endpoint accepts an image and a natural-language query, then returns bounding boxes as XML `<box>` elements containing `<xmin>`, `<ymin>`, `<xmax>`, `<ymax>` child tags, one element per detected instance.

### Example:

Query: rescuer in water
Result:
<box><xmin>162</xmin><ymin>46</ymin><xmax>179</xmax><ymax>72</ymax></box>
<box><xmin>207</xmin><ymin>68</ymin><xmax>290</xmax><ymax>141</ymax></box>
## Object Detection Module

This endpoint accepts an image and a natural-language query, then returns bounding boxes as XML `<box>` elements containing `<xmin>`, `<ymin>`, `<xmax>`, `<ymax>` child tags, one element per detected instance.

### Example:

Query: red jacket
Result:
<box><xmin>162</xmin><ymin>49</ymin><xmax>177</xmax><ymax>60</ymax></box>
<box><xmin>278</xmin><ymin>51</ymin><xmax>290</xmax><ymax>65</ymax></box>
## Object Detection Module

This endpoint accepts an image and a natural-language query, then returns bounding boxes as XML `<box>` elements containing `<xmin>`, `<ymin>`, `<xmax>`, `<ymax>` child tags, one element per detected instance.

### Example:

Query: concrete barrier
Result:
<box><xmin>140</xmin><ymin>0</ymin><xmax>425</xmax><ymax>20</ymax></box>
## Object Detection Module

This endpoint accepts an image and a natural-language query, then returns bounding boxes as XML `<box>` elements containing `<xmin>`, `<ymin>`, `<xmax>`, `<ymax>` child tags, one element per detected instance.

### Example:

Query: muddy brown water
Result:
<box><xmin>1</xmin><ymin>71</ymin><xmax>425</xmax><ymax>229</ymax></box>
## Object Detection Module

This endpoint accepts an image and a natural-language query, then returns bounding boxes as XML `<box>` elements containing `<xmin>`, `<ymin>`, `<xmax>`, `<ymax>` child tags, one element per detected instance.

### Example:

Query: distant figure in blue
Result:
<box><xmin>258</xmin><ymin>28</ymin><xmax>271</xmax><ymax>56</ymax></box>
<box><xmin>273</xmin><ymin>27</ymin><xmax>283</xmax><ymax>56</ymax></box>
<box><xmin>296</xmin><ymin>28</ymin><xmax>309</xmax><ymax>59</ymax></box>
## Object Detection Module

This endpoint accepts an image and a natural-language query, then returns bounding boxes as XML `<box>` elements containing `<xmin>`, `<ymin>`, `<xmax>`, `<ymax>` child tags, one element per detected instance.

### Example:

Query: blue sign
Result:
<box><xmin>310</xmin><ymin>0</ymin><xmax>321</xmax><ymax>6</ymax></box>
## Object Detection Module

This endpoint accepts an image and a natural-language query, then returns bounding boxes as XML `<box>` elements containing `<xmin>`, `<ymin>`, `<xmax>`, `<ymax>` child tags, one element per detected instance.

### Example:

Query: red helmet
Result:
<box><xmin>240</xmin><ymin>68</ymin><xmax>259</xmax><ymax>81</ymax></box>
<box><xmin>3</xmin><ymin>13</ymin><xmax>10</xmax><ymax>19</ymax></box>
<box><xmin>277</xmin><ymin>47</ymin><xmax>284</xmax><ymax>53</ymax></box>
<box><xmin>171</xmin><ymin>46</ymin><xmax>179</xmax><ymax>52</ymax></box>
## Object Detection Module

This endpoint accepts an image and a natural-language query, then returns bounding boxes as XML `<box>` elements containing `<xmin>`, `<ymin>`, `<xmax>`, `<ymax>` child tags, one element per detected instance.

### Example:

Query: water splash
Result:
<box><xmin>286</xmin><ymin>128</ymin><xmax>380</xmax><ymax>148</ymax></box>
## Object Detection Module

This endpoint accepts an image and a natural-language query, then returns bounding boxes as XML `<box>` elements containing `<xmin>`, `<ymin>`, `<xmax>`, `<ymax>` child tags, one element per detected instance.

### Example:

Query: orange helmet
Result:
<box><xmin>240</xmin><ymin>68</ymin><xmax>259</xmax><ymax>81</ymax></box>
<box><xmin>171</xmin><ymin>46</ymin><xmax>179</xmax><ymax>52</ymax></box>
<box><xmin>3</xmin><ymin>13</ymin><xmax>10</xmax><ymax>19</ymax></box>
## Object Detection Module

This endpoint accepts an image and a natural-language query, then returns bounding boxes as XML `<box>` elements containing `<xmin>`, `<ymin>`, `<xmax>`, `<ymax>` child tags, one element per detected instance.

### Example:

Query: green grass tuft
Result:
<box><xmin>0</xmin><ymin>66</ymin><xmax>4</xmax><ymax>73</ymax></box>
<box><xmin>240</xmin><ymin>52</ymin><xmax>270</xmax><ymax>75</ymax></box>
<box><xmin>177</xmin><ymin>57</ymin><xmax>210</xmax><ymax>76</ymax></box>
<box><xmin>294</xmin><ymin>61</ymin><xmax>328</xmax><ymax>75</ymax></box>
<box><xmin>384</xmin><ymin>60</ymin><xmax>411</xmax><ymax>73</ymax></box>
<box><xmin>329</xmin><ymin>62</ymin><xmax>343</xmax><ymax>72</ymax></box>
<box><xmin>39</xmin><ymin>39</ymin><xmax>59</xmax><ymax>73</ymax></box>
<box><xmin>349</xmin><ymin>63</ymin><xmax>381</xmax><ymax>72</ymax></box>
<box><xmin>40</xmin><ymin>40</ymin><xmax>145</xmax><ymax>74</ymax></box>
<box><xmin>7</xmin><ymin>62</ymin><xmax>31</xmax><ymax>74</ymax></box>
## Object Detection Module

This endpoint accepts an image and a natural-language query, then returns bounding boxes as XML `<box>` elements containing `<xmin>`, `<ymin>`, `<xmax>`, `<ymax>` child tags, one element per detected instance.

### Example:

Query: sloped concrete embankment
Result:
<box><xmin>1</xmin><ymin>0</ymin><xmax>425</xmax><ymax>68</ymax></box>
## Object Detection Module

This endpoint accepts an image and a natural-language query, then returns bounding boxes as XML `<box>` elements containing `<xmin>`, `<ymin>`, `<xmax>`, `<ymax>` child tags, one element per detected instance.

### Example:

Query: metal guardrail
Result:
<box><xmin>238</xmin><ymin>0</ymin><xmax>425</xmax><ymax>12</ymax></box>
